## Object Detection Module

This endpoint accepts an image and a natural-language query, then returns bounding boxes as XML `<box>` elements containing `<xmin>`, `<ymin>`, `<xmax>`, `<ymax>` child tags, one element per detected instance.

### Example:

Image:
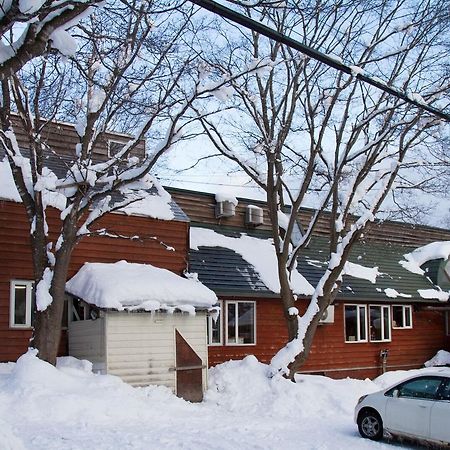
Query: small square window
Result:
<box><xmin>392</xmin><ymin>305</ymin><xmax>413</xmax><ymax>329</ymax></box>
<box><xmin>10</xmin><ymin>280</ymin><xmax>34</xmax><ymax>328</ymax></box>
<box><xmin>225</xmin><ymin>301</ymin><xmax>256</xmax><ymax>345</ymax></box>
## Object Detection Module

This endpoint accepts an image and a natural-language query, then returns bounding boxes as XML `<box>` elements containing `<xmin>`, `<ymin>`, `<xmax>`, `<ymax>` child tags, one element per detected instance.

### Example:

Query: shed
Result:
<box><xmin>66</xmin><ymin>261</ymin><xmax>217</xmax><ymax>402</ymax></box>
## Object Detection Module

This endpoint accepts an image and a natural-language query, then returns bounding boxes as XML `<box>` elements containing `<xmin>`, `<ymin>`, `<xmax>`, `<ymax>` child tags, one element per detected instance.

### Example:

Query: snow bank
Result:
<box><xmin>1</xmin><ymin>351</ymin><xmax>448</xmax><ymax>449</ymax></box>
<box><xmin>190</xmin><ymin>227</ymin><xmax>314</xmax><ymax>296</ymax></box>
<box><xmin>66</xmin><ymin>260</ymin><xmax>217</xmax><ymax>310</ymax></box>
<box><xmin>425</xmin><ymin>350</ymin><xmax>450</xmax><ymax>367</ymax></box>
<box><xmin>206</xmin><ymin>356</ymin><xmax>377</xmax><ymax>420</ymax></box>
<box><xmin>400</xmin><ymin>241</ymin><xmax>450</xmax><ymax>275</ymax></box>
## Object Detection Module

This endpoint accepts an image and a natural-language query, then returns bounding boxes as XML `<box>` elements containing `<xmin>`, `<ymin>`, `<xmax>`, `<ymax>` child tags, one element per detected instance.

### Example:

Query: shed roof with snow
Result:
<box><xmin>66</xmin><ymin>261</ymin><xmax>217</xmax><ymax>312</ymax></box>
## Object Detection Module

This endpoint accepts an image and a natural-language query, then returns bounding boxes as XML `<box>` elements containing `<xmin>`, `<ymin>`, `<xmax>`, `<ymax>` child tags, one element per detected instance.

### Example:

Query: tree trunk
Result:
<box><xmin>287</xmin><ymin>312</ymin><xmax>322</xmax><ymax>380</ymax></box>
<box><xmin>32</xmin><ymin>221</ymin><xmax>76</xmax><ymax>365</ymax></box>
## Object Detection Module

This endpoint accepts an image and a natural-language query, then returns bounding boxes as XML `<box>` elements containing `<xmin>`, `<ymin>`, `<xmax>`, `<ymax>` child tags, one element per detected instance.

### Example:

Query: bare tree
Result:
<box><xmin>0</xmin><ymin>0</ymin><xmax>256</xmax><ymax>364</ymax></box>
<box><xmin>0</xmin><ymin>0</ymin><xmax>104</xmax><ymax>80</ymax></box>
<box><xmin>196</xmin><ymin>0</ymin><xmax>450</xmax><ymax>378</ymax></box>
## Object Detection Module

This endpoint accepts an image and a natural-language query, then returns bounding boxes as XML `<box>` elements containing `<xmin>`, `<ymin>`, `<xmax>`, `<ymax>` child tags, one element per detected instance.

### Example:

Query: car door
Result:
<box><xmin>429</xmin><ymin>378</ymin><xmax>450</xmax><ymax>444</ymax></box>
<box><xmin>385</xmin><ymin>376</ymin><xmax>444</xmax><ymax>439</ymax></box>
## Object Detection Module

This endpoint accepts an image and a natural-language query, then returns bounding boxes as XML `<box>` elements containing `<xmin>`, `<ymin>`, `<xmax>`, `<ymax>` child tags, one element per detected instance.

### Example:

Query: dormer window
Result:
<box><xmin>107</xmin><ymin>139</ymin><xmax>126</xmax><ymax>157</ymax></box>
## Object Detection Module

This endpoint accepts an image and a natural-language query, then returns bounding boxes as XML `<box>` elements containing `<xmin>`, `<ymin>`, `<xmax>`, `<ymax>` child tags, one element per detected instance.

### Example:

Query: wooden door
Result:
<box><xmin>175</xmin><ymin>329</ymin><xmax>204</xmax><ymax>402</ymax></box>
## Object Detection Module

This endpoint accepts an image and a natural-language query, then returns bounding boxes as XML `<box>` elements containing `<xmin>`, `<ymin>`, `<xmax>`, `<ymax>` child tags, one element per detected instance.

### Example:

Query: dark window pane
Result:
<box><xmin>399</xmin><ymin>377</ymin><xmax>442</xmax><ymax>400</ymax></box>
<box><xmin>383</xmin><ymin>307</ymin><xmax>390</xmax><ymax>340</ymax></box>
<box><xmin>405</xmin><ymin>307</ymin><xmax>411</xmax><ymax>327</ymax></box>
<box><xmin>370</xmin><ymin>306</ymin><xmax>382</xmax><ymax>340</ymax></box>
<box><xmin>14</xmin><ymin>285</ymin><xmax>27</xmax><ymax>325</ymax></box>
<box><xmin>237</xmin><ymin>302</ymin><xmax>255</xmax><ymax>344</ymax></box>
<box><xmin>393</xmin><ymin>306</ymin><xmax>403</xmax><ymax>327</ymax></box>
<box><xmin>227</xmin><ymin>303</ymin><xmax>236</xmax><ymax>344</ymax></box>
<box><xmin>359</xmin><ymin>307</ymin><xmax>366</xmax><ymax>341</ymax></box>
<box><xmin>345</xmin><ymin>306</ymin><xmax>357</xmax><ymax>341</ymax></box>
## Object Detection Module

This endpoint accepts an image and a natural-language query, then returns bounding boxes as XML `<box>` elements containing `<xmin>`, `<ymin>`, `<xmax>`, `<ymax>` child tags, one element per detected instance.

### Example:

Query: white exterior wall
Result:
<box><xmin>68</xmin><ymin>319</ymin><xmax>107</xmax><ymax>373</ymax></box>
<box><xmin>105</xmin><ymin>311</ymin><xmax>208</xmax><ymax>392</ymax></box>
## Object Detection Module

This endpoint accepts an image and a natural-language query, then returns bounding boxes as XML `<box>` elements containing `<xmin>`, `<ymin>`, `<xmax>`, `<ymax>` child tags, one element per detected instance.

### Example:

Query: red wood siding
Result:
<box><xmin>169</xmin><ymin>188</ymin><xmax>450</xmax><ymax>246</ymax></box>
<box><xmin>0</xmin><ymin>200</ymin><xmax>188</xmax><ymax>362</ymax></box>
<box><xmin>208</xmin><ymin>298</ymin><xmax>448</xmax><ymax>379</ymax></box>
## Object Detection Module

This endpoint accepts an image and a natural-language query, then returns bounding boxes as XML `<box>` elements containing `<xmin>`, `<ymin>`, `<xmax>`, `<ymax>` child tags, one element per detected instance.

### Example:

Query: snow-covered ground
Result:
<box><xmin>0</xmin><ymin>351</ymin><xmax>446</xmax><ymax>450</ymax></box>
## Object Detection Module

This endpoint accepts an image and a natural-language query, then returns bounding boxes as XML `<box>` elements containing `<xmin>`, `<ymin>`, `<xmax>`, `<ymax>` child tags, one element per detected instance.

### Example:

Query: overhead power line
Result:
<box><xmin>190</xmin><ymin>0</ymin><xmax>450</xmax><ymax>122</ymax></box>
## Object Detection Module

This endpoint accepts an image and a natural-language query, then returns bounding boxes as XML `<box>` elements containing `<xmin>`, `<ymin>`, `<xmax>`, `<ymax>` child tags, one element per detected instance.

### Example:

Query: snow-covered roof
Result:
<box><xmin>65</xmin><ymin>261</ymin><xmax>217</xmax><ymax>312</ymax></box>
<box><xmin>189</xmin><ymin>226</ymin><xmax>449</xmax><ymax>303</ymax></box>
<box><xmin>400</xmin><ymin>241</ymin><xmax>450</xmax><ymax>275</ymax></box>
<box><xmin>0</xmin><ymin>154</ymin><xmax>189</xmax><ymax>222</ymax></box>
<box><xmin>190</xmin><ymin>227</ymin><xmax>314</xmax><ymax>296</ymax></box>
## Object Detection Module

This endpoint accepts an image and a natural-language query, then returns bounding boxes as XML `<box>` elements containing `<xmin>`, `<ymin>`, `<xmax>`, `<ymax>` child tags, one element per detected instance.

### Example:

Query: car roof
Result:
<box><xmin>381</xmin><ymin>368</ymin><xmax>450</xmax><ymax>390</ymax></box>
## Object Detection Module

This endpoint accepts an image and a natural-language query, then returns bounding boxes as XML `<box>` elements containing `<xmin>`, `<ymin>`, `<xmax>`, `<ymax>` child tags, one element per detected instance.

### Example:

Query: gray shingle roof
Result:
<box><xmin>189</xmin><ymin>225</ymin><xmax>446</xmax><ymax>303</ymax></box>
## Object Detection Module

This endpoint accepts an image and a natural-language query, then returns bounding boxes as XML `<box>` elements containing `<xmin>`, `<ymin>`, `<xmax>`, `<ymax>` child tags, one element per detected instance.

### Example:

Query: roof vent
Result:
<box><xmin>215</xmin><ymin>201</ymin><xmax>236</xmax><ymax>218</ymax></box>
<box><xmin>245</xmin><ymin>205</ymin><xmax>264</xmax><ymax>227</ymax></box>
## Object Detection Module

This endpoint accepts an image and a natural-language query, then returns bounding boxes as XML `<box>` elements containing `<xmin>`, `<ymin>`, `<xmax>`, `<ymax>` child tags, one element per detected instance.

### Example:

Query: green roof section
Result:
<box><xmin>189</xmin><ymin>224</ymin><xmax>448</xmax><ymax>304</ymax></box>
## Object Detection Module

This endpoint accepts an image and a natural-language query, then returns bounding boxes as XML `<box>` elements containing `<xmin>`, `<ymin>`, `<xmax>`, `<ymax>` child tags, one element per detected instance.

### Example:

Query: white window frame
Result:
<box><xmin>369</xmin><ymin>304</ymin><xmax>391</xmax><ymax>342</ymax></box>
<box><xmin>207</xmin><ymin>301</ymin><xmax>223</xmax><ymax>346</ymax></box>
<box><xmin>392</xmin><ymin>305</ymin><xmax>413</xmax><ymax>329</ymax></box>
<box><xmin>225</xmin><ymin>300</ymin><xmax>256</xmax><ymax>346</ymax></box>
<box><xmin>344</xmin><ymin>304</ymin><xmax>368</xmax><ymax>343</ymax></box>
<box><xmin>10</xmin><ymin>280</ymin><xmax>34</xmax><ymax>329</ymax></box>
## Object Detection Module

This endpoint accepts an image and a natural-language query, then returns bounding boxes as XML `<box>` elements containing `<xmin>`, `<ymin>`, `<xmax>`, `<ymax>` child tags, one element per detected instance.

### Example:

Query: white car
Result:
<box><xmin>354</xmin><ymin>372</ymin><xmax>450</xmax><ymax>445</ymax></box>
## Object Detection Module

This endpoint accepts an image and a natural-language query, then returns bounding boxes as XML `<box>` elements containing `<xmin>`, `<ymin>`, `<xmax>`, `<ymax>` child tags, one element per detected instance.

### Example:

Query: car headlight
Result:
<box><xmin>357</xmin><ymin>394</ymin><xmax>368</xmax><ymax>405</ymax></box>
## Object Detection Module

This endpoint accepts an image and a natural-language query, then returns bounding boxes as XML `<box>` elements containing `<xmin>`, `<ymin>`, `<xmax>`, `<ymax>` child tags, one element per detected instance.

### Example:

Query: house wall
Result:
<box><xmin>68</xmin><ymin>318</ymin><xmax>106</xmax><ymax>373</ymax></box>
<box><xmin>0</xmin><ymin>200</ymin><xmax>188</xmax><ymax>362</ymax></box>
<box><xmin>10</xmin><ymin>114</ymin><xmax>146</xmax><ymax>158</ymax></box>
<box><xmin>168</xmin><ymin>188</ymin><xmax>450</xmax><ymax>246</ymax></box>
<box><xmin>105</xmin><ymin>311</ymin><xmax>208</xmax><ymax>391</ymax></box>
<box><xmin>208</xmin><ymin>298</ymin><xmax>448</xmax><ymax>379</ymax></box>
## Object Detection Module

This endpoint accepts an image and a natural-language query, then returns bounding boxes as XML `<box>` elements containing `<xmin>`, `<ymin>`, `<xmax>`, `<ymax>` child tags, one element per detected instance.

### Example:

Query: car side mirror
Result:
<box><xmin>393</xmin><ymin>389</ymin><xmax>400</xmax><ymax>398</ymax></box>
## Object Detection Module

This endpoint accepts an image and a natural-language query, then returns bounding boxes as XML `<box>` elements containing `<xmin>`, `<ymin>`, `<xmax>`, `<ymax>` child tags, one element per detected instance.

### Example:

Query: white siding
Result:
<box><xmin>68</xmin><ymin>319</ymin><xmax>106</xmax><ymax>373</ymax></box>
<box><xmin>105</xmin><ymin>311</ymin><xmax>208</xmax><ymax>392</ymax></box>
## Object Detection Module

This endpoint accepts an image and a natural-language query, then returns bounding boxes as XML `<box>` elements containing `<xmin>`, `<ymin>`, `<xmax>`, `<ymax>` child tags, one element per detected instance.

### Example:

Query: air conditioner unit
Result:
<box><xmin>245</xmin><ymin>205</ymin><xmax>264</xmax><ymax>227</ymax></box>
<box><xmin>215</xmin><ymin>201</ymin><xmax>236</xmax><ymax>218</ymax></box>
<box><xmin>319</xmin><ymin>305</ymin><xmax>335</xmax><ymax>324</ymax></box>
